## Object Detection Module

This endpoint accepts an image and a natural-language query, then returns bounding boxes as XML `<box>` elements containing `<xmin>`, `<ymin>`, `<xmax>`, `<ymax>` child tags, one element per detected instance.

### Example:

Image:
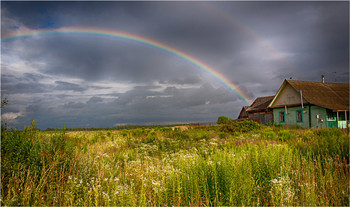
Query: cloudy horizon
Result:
<box><xmin>1</xmin><ymin>1</ymin><xmax>349</xmax><ymax>129</ymax></box>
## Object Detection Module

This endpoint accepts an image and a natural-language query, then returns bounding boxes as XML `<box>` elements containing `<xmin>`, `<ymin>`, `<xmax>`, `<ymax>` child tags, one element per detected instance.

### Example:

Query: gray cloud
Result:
<box><xmin>161</xmin><ymin>76</ymin><xmax>202</xmax><ymax>85</ymax></box>
<box><xmin>54</xmin><ymin>81</ymin><xmax>86</xmax><ymax>92</ymax></box>
<box><xmin>2</xmin><ymin>79</ymin><xmax>52</xmax><ymax>94</ymax></box>
<box><xmin>1</xmin><ymin>1</ymin><xmax>348</xmax><ymax>129</ymax></box>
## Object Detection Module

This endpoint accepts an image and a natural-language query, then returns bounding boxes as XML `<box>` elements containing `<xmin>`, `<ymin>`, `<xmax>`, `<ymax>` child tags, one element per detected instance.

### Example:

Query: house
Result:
<box><xmin>246</xmin><ymin>96</ymin><xmax>274</xmax><ymax>124</ymax></box>
<box><xmin>237</xmin><ymin>96</ymin><xmax>274</xmax><ymax>124</ymax></box>
<box><xmin>237</xmin><ymin>106</ymin><xmax>249</xmax><ymax>120</ymax></box>
<box><xmin>268</xmin><ymin>78</ymin><xmax>349</xmax><ymax>128</ymax></box>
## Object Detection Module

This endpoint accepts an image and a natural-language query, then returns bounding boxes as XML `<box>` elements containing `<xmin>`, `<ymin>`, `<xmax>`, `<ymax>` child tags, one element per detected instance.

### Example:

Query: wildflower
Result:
<box><xmin>152</xmin><ymin>180</ymin><xmax>160</xmax><ymax>186</ymax></box>
<box><xmin>102</xmin><ymin>192</ymin><xmax>109</xmax><ymax>197</ymax></box>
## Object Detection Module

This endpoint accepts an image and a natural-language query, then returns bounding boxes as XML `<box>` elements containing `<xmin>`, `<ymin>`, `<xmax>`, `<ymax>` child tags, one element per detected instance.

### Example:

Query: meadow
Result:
<box><xmin>1</xmin><ymin>120</ymin><xmax>349</xmax><ymax>206</ymax></box>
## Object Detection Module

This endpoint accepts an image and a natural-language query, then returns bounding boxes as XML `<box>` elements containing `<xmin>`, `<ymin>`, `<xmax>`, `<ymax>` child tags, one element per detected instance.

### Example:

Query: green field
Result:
<box><xmin>1</xmin><ymin>121</ymin><xmax>349</xmax><ymax>206</ymax></box>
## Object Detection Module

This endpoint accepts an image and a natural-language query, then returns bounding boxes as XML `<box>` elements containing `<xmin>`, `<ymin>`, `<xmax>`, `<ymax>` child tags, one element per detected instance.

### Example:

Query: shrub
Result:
<box><xmin>260</xmin><ymin>127</ymin><xmax>276</xmax><ymax>139</ymax></box>
<box><xmin>303</xmin><ymin>129</ymin><xmax>314</xmax><ymax>140</ymax></box>
<box><xmin>171</xmin><ymin>130</ymin><xmax>189</xmax><ymax>139</ymax></box>
<box><xmin>222</xmin><ymin>120</ymin><xmax>262</xmax><ymax>133</ymax></box>
<box><xmin>277</xmin><ymin>130</ymin><xmax>294</xmax><ymax>141</ymax></box>
<box><xmin>316</xmin><ymin>128</ymin><xmax>342</xmax><ymax>138</ymax></box>
<box><xmin>145</xmin><ymin>131</ymin><xmax>158</xmax><ymax>144</ymax></box>
<box><xmin>131</xmin><ymin>128</ymin><xmax>147</xmax><ymax>137</ymax></box>
<box><xmin>219</xmin><ymin>132</ymin><xmax>228</xmax><ymax>139</ymax></box>
<box><xmin>265</xmin><ymin>122</ymin><xmax>283</xmax><ymax>127</ymax></box>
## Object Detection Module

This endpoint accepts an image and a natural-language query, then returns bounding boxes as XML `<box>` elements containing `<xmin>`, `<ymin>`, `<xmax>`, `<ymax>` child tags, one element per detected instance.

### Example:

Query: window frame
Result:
<box><xmin>279</xmin><ymin>111</ymin><xmax>285</xmax><ymax>123</ymax></box>
<box><xmin>296</xmin><ymin>110</ymin><xmax>303</xmax><ymax>123</ymax></box>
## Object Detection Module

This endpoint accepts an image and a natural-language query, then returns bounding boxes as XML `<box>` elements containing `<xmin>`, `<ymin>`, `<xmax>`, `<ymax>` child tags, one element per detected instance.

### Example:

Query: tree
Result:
<box><xmin>1</xmin><ymin>98</ymin><xmax>8</xmax><ymax>130</ymax></box>
<box><xmin>216</xmin><ymin>116</ymin><xmax>233</xmax><ymax>125</ymax></box>
<box><xmin>1</xmin><ymin>98</ymin><xmax>8</xmax><ymax>108</ymax></box>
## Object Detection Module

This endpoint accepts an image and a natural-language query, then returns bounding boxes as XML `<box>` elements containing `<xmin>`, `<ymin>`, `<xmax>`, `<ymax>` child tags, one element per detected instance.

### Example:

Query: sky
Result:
<box><xmin>1</xmin><ymin>1</ymin><xmax>349</xmax><ymax>129</ymax></box>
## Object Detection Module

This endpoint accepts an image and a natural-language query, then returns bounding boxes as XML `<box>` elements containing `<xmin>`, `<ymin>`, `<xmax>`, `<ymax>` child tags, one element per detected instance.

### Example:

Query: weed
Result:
<box><xmin>1</xmin><ymin>122</ymin><xmax>348</xmax><ymax>206</ymax></box>
<box><xmin>277</xmin><ymin>130</ymin><xmax>294</xmax><ymax>141</ymax></box>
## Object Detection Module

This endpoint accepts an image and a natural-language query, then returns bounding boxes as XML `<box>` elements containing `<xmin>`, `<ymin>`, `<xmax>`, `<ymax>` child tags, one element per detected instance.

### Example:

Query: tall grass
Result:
<box><xmin>1</xmin><ymin>123</ymin><xmax>349</xmax><ymax>206</ymax></box>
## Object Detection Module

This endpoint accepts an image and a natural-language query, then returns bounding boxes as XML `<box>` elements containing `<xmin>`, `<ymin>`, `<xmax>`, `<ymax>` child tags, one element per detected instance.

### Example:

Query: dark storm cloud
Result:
<box><xmin>6</xmin><ymin>83</ymin><xmax>238</xmax><ymax>129</ymax></box>
<box><xmin>1</xmin><ymin>1</ymin><xmax>348</xmax><ymax>129</ymax></box>
<box><xmin>3</xmin><ymin>82</ymin><xmax>50</xmax><ymax>94</ymax></box>
<box><xmin>228</xmin><ymin>1</ymin><xmax>349</xmax><ymax>82</ymax></box>
<box><xmin>54</xmin><ymin>81</ymin><xmax>86</xmax><ymax>92</ymax></box>
<box><xmin>86</xmin><ymin>96</ymin><xmax>103</xmax><ymax>104</ymax></box>
<box><xmin>4</xmin><ymin>1</ymin><xmax>348</xmax><ymax>84</ymax></box>
<box><xmin>2</xmin><ymin>74</ymin><xmax>51</xmax><ymax>94</ymax></box>
<box><xmin>161</xmin><ymin>76</ymin><xmax>202</xmax><ymax>85</ymax></box>
<box><xmin>3</xmin><ymin>32</ymin><xmax>201</xmax><ymax>83</ymax></box>
<box><xmin>63</xmin><ymin>101</ymin><xmax>86</xmax><ymax>109</ymax></box>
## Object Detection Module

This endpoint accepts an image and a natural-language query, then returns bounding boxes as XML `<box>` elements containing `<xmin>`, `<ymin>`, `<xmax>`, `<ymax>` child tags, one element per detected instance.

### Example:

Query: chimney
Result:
<box><xmin>321</xmin><ymin>75</ymin><xmax>325</xmax><ymax>83</ymax></box>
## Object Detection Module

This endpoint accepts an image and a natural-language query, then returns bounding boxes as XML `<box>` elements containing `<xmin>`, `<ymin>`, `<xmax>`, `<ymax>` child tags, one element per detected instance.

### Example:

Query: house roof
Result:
<box><xmin>269</xmin><ymin>79</ymin><xmax>349</xmax><ymax>111</ymax></box>
<box><xmin>246</xmin><ymin>96</ymin><xmax>274</xmax><ymax>112</ymax></box>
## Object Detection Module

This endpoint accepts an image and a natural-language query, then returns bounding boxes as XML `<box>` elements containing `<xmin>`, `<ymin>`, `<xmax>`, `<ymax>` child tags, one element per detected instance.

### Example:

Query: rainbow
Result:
<box><xmin>1</xmin><ymin>27</ymin><xmax>252</xmax><ymax>105</ymax></box>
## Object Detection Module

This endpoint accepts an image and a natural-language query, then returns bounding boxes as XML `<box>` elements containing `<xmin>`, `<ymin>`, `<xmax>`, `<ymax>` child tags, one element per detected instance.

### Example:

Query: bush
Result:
<box><xmin>265</xmin><ymin>122</ymin><xmax>283</xmax><ymax>127</ymax></box>
<box><xmin>277</xmin><ymin>130</ymin><xmax>294</xmax><ymax>141</ymax></box>
<box><xmin>316</xmin><ymin>128</ymin><xmax>342</xmax><ymax>138</ymax></box>
<box><xmin>222</xmin><ymin>120</ymin><xmax>262</xmax><ymax>133</ymax></box>
<box><xmin>219</xmin><ymin>131</ymin><xmax>229</xmax><ymax>139</ymax></box>
<box><xmin>303</xmin><ymin>129</ymin><xmax>314</xmax><ymax>140</ymax></box>
<box><xmin>216</xmin><ymin>116</ymin><xmax>233</xmax><ymax>125</ymax></box>
<box><xmin>171</xmin><ymin>130</ymin><xmax>189</xmax><ymax>139</ymax></box>
<box><xmin>260</xmin><ymin>127</ymin><xmax>276</xmax><ymax>139</ymax></box>
<box><xmin>131</xmin><ymin>128</ymin><xmax>147</xmax><ymax>137</ymax></box>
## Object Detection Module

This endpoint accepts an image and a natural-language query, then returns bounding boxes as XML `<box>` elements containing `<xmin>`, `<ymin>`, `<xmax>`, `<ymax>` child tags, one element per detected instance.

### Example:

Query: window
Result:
<box><xmin>327</xmin><ymin>111</ymin><xmax>336</xmax><ymax>121</ymax></box>
<box><xmin>296</xmin><ymin>110</ymin><xmax>303</xmax><ymax>122</ymax></box>
<box><xmin>339</xmin><ymin>112</ymin><xmax>346</xmax><ymax>121</ymax></box>
<box><xmin>279</xmin><ymin>111</ymin><xmax>285</xmax><ymax>123</ymax></box>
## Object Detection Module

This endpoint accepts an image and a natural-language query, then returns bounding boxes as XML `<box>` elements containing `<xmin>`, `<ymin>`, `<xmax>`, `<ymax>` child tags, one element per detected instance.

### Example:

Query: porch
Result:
<box><xmin>326</xmin><ymin>110</ymin><xmax>349</xmax><ymax>129</ymax></box>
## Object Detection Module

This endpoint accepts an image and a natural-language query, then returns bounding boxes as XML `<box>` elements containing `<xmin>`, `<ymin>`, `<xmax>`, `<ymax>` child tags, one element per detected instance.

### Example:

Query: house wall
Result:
<box><xmin>273</xmin><ymin>84</ymin><xmax>308</xmax><ymax>108</ymax></box>
<box><xmin>248</xmin><ymin>111</ymin><xmax>273</xmax><ymax>125</ymax></box>
<box><xmin>273</xmin><ymin>105</ymin><xmax>310</xmax><ymax>128</ymax></box>
<box><xmin>310</xmin><ymin>105</ymin><xmax>327</xmax><ymax>128</ymax></box>
<box><xmin>265</xmin><ymin>112</ymin><xmax>274</xmax><ymax>124</ymax></box>
<box><xmin>273</xmin><ymin>105</ymin><xmax>329</xmax><ymax>128</ymax></box>
<box><xmin>238</xmin><ymin>108</ymin><xmax>248</xmax><ymax>119</ymax></box>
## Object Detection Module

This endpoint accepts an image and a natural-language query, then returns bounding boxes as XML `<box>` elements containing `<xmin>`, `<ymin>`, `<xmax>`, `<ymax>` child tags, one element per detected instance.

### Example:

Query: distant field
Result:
<box><xmin>1</xmin><ymin>121</ymin><xmax>349</xmax><ymax>206</ymax></box>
